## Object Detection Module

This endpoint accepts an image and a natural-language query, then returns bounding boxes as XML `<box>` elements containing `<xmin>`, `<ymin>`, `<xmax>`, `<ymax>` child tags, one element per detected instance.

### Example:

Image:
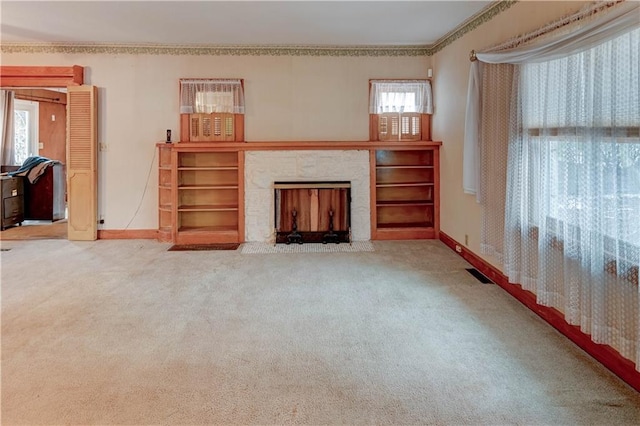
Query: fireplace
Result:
<box><xmin>244</xmin><ymin>150</ymin><xmax>370</xmax><ymax>243</ymax></box>
<box><xmin>274</xmin><ymin>181</ymin><xmax>351</xmax><ymax>244</ymax></box>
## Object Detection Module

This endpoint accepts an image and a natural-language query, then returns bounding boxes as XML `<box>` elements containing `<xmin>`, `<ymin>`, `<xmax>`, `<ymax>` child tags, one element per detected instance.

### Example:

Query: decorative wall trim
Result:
<box><xmin>0</xmin><ymin>1</ymin><xmax>517</xmax><ymax>58</ymax></box>
<box><xmin>428</xmin><ymin>0</ymin><xmax>518</xmax><ymax>55</ymax></box>
<box><xmin>439</xmin><ymin>231</ymin><xmax>640</xmax><ymax>393</ymax></box>
<box><xmin>0</xmin><ymin>42</ymin><xmax>430</xmax><ymax>57</ymax></box>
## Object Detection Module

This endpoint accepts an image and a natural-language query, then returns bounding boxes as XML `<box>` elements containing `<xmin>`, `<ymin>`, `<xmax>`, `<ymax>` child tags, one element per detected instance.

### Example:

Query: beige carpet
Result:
<box><xmin>1</xmin><ymin>239</ymin><xmax>639</xmax><ymax>425</ymax></box>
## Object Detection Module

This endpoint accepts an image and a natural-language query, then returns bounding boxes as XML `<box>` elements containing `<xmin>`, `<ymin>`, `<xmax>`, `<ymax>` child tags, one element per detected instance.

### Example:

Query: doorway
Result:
<box><xmin>0</xmin><ymin>65</ymin><xmax>90</xmax><ymax>240</ymax></box>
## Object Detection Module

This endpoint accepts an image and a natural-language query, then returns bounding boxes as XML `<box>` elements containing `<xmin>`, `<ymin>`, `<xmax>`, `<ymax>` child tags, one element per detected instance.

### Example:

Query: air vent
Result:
<box><xmin>466</xmin><ymin>268</ymin><xmax>493</xmax><ymax>284</ymax></box>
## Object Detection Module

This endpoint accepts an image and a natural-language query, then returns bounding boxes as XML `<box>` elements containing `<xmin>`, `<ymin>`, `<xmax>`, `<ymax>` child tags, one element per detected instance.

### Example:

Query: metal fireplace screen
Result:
<box><xmin>274</xmin><ymin>181</ymin><xmax>351</xmax><ymax>244</ymax></box>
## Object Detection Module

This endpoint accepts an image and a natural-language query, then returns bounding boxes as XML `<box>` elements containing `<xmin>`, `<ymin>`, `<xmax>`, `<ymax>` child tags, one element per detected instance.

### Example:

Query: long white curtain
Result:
<box><xmin>506</xmin><ymin>28</ymin><xmax>640</xmax><ymax>365</ymax></box>
<box><xmin>1</xmin><ymin>90</ymin><xmax>16</xmax><ymax>166</ymax></box>
<box><xmin>464</xmin><ymin>2</ymin><xmax>640</xmax><ymax>368</ymax></box>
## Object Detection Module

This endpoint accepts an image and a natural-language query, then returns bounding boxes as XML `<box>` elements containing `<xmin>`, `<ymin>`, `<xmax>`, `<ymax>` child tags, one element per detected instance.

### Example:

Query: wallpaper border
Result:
<box><xmin>428</xmin><ymin>0</ymin><xmax>519</xmax><ymax>55</ymax></box>
<box><xmin>0</xmin><ymin>43</ymin><xmax>430</xmax><ymax>57</ymax></box>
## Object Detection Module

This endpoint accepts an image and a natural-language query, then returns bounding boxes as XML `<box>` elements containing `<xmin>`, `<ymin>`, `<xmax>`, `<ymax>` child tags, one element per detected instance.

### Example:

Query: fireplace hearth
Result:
<box><xmin>274</xmin><ymin>181</ymin><xmax>351</xmax><ymax>244</ymax></box>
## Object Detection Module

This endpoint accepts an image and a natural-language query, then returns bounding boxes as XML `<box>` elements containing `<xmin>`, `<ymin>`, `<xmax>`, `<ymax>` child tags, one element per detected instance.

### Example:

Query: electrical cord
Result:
<box><xmin>123</xmin><ymin>146</ymin><xmax>157</xmax><ymax>230</ymax></box>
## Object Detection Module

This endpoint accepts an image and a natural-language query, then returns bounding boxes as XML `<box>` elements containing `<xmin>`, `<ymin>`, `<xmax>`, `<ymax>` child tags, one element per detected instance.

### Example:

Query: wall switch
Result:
<box><xmin>39</xmin><ymin>142</ymin><xmax>44</xmax><ymax>149</ymax></box>
<box><xmin>51</xmin><ymin>114</ymin><xmax>56</xmax><ymax>121</ymax></box>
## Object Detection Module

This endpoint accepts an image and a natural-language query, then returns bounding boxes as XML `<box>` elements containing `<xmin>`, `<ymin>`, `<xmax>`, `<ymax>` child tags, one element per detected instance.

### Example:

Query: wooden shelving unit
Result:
<box><xmin>157</xmin><ymin>144</ymin><xmax>172</xmax><ymax>242</ymax></box>
<box><xmin>158</xmin><ymin>141</ymin><xmax>439</xmax><ymax>243</ymax></box>
<box><xmin>176</xmin><ymin>150</ymin><xmax>243</xmax><ymax>244</ymax></box>
<box><xmin>370</xmin><ymin>148</ymin><xmax>439</xmax><ymax>240</ymax></box>
<box><xmin>158</xmin><ymin>144</ymin><xmax>244</xmax><ymax>244</ymax></box>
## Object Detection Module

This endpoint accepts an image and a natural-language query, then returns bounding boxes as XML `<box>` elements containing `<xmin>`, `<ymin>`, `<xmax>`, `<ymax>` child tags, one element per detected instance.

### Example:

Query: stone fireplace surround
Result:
<box><xmin>244</xmin><ymin>150</ymin><xmax>370</xmax><ymax>243</ymax></box>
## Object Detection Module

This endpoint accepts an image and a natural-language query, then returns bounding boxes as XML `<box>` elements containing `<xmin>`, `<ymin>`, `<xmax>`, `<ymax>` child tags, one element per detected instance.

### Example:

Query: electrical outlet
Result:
<box><xmin>99</xmin><ymin>143</ymin><xmax>107</xmax><ymax>151</ymax></box>
<box><xmin>39</xmin><ymin>142</ymin><xmax>44</xmax><ymax>149</ymax></box>
<box><xmin>51</xmin><ymin>114</ymin><xmax>56</xmax><ymax>122</ymax></box>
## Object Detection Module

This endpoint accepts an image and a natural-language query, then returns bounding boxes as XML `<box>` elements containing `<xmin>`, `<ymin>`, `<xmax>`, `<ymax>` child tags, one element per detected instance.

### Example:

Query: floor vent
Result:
<box><xmin>466</xmin><ymin>268</ymin><xmax>493</xmax><ymax>284</ymax></box>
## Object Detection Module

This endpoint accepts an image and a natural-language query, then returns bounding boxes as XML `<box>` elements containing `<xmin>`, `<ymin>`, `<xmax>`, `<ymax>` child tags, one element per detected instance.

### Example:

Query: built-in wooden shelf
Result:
<box><xmin>178</xmin><ymin>204</ymin><xmax>239</xmax><ymax>211</ymax></box>
<box><xmin>376</xmin><ymin>200</ymin><xmax>433</xmax><ymax>207</ymax></box>
<box><xmin>377</xmin><ymin>222</ymin><xmax>433</xmax><ymax>229</ymax></box>
<box><xmin>177</xmin><ymin>167</ymin><xmax>238</xmax><ymax>171</ymax></box>
<box><xmin>158</xmin><ymin>140</ymin><xmax>440</xmax><ymax>243</ymax></box>
<box><xmin>178</xmin><ymin>185</ymin><xmax>239</xmax><ymax>190</ymax></box>
<box><xmin>376</xmin><ymin>182</ymin><xmax>434</xmax><ymax>188</ymax></box>
<box><xmin>371</xmin><ymin>146</ymin><xmax>440</xmax><ymax>240</ymax></box>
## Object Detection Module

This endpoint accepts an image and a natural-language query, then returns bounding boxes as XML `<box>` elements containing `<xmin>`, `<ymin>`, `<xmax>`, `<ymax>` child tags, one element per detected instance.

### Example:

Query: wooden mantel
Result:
<box><xmin>157</xmin><ymin>139</ymin><xmax>442</xmax><ymax>244</ymax></box>
<box><xmin>156</xmin><ymin>140</ymin><xmax>443</xmax><ymax>151</ymax></box>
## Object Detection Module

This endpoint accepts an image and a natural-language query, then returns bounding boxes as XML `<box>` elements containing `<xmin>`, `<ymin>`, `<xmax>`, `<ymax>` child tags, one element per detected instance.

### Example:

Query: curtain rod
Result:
<box><xmin>15</xmin><ymin>94</ymin><xmax>61</xmax><ymax>102</ymax></box>
<box><xmin>468</xmin><ymin>0</ymin><xmax>624</xmax><ymax>61</ymax></box>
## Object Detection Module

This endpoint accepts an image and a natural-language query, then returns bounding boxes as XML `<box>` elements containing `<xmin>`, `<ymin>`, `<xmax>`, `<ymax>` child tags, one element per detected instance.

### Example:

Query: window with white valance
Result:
<box><xmin>369</xmin><ymin>80</ymin><xmax>432</xmax><ymax>114</ymax></box>
<box><xmin>180</xmin><ymin>79</ymin><xmax>245</xmax><ymax>114</ymax></box>
<box><xmin>369</xmin><ymin>80</ymin><xmax>433</xmax><ymax>141</ymax></box>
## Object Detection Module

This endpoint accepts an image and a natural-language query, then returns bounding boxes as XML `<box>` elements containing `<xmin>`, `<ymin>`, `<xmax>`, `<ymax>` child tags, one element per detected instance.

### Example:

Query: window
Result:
<box><xmin>369</xmin><ymin>80</ymin><xmax>432</xmax><ymax>141</ymax></box>
<box><xmin>179</xmin><ymin>79</ymin><xmax>245</xmax><ymax>142</ymax></box>
<box><xmin>520</xmin><ymin>28</ymin><xmax>640</xmax><ymax>248</ymax></box>
<box><xmin>179</xmin><ymin>79</ymin><xmax>244</xmax><ymax>114</ymax></box>
<box><xmin>13</xmin><ymin>99</ymin><xmax>39</xmax><ymax>165</ymax></box>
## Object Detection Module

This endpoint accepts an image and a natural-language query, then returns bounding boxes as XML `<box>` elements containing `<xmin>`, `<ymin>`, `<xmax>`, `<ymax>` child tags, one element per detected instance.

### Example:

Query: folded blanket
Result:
<box><xmin>8</xmin><ymin>156</ymin><xmax>61</xmax><ymax>184</ymax></box>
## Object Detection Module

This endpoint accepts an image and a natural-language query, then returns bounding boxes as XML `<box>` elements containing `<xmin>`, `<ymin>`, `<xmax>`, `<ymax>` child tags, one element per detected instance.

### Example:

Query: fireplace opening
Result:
<box><xmin>274</xmin><ymin>181</ymin><xmax>351</xmax><ymax>244</ymax></box>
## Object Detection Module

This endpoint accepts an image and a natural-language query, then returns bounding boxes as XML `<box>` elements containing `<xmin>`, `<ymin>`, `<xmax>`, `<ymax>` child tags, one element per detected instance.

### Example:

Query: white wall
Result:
<box><xmin>1</xmin><ymin>53</ymin><xmax>428</xmax><ymax>230</ymax></box>
<box><xmin>430</xmin><ymin>0</ymin><xmax>590</xmax><ymax>270</ymax></box>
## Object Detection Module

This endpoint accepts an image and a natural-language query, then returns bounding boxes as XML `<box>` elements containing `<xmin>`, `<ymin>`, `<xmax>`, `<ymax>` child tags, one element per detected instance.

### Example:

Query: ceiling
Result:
<box><xmin>1</xmin><ymin>1</ymin><xmax>492</xmax><ymax>47</ymax></box>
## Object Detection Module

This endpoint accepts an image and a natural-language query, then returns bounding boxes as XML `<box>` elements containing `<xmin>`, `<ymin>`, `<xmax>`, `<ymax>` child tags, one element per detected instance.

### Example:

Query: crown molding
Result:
<box><xmin>428</xmin><ymin>0</ymin><xmax>519</xmax><ymax>55</ymax></box>
<box><xmin>0</xmin><ymin>1</ymin><xmax>516</xmax><ymax>58</ymax></box>
<box><xmin>0</xmin><ymin>42</ymin><xmax>430</xmax><ymax>57</ymax></box>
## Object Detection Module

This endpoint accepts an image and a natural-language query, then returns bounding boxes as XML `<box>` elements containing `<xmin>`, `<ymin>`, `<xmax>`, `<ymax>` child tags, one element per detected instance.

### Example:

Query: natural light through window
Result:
<box><xmin>13</xmin><ymin>100</ymin><xmax>38</xmax><ymax>165</ymax></box>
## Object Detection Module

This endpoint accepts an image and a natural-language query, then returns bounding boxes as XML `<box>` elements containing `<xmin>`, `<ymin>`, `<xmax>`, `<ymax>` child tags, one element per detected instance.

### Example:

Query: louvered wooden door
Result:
<box><xmin>66</xmin><ymin>86</ymin><xmax>98</xmax><ymax>240</ymax></box>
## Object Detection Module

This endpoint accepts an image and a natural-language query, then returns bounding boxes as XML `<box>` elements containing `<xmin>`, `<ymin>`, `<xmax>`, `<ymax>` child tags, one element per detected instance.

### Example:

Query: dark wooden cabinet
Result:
<box><xmin>1</xmin><ymin>176</ymin><xmax>24</xmax><ymax>230</ymax></box>
<box><xmin>23</xmin><ymin>162</ymin><xmax>66</xmax><ymax>221</ymax></box>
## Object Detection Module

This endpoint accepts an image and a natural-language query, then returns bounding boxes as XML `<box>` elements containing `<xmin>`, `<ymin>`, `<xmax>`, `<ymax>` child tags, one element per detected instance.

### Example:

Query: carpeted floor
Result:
<box><xmin>1</xmin><ymin>239</ymin><xmax>639</xmax><ymax>424</ymax></box>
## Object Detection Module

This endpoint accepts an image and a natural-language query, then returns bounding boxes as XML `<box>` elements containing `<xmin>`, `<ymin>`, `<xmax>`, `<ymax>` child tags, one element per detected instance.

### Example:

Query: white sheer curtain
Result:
<box><xmin>369</xmin><ymin>80</ymin><xmax>433</xmax><ymax>114</ymax></box>
<box><xmin>180</xmin><ymin>79</ymin><xmax>245</xmax><ymax>114</ymax></box>
<box><xmin>463</xmin><ymin>2</ymin><xmax>640</xmax><ymax>368</ymax></box>
<box><xmin>506</xmin><ymin>27</ymin><xmax>640</xmax><ymax>366</ymax></box>
<box><xmin>1</xmin><ymin>90</ymin><xmax>17</xmax><ymax>166</ymax></box>
<box><xmin>463</xmin><ymin>2</ymin><xmax>639</xmax><ymax>196</ymax></box>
